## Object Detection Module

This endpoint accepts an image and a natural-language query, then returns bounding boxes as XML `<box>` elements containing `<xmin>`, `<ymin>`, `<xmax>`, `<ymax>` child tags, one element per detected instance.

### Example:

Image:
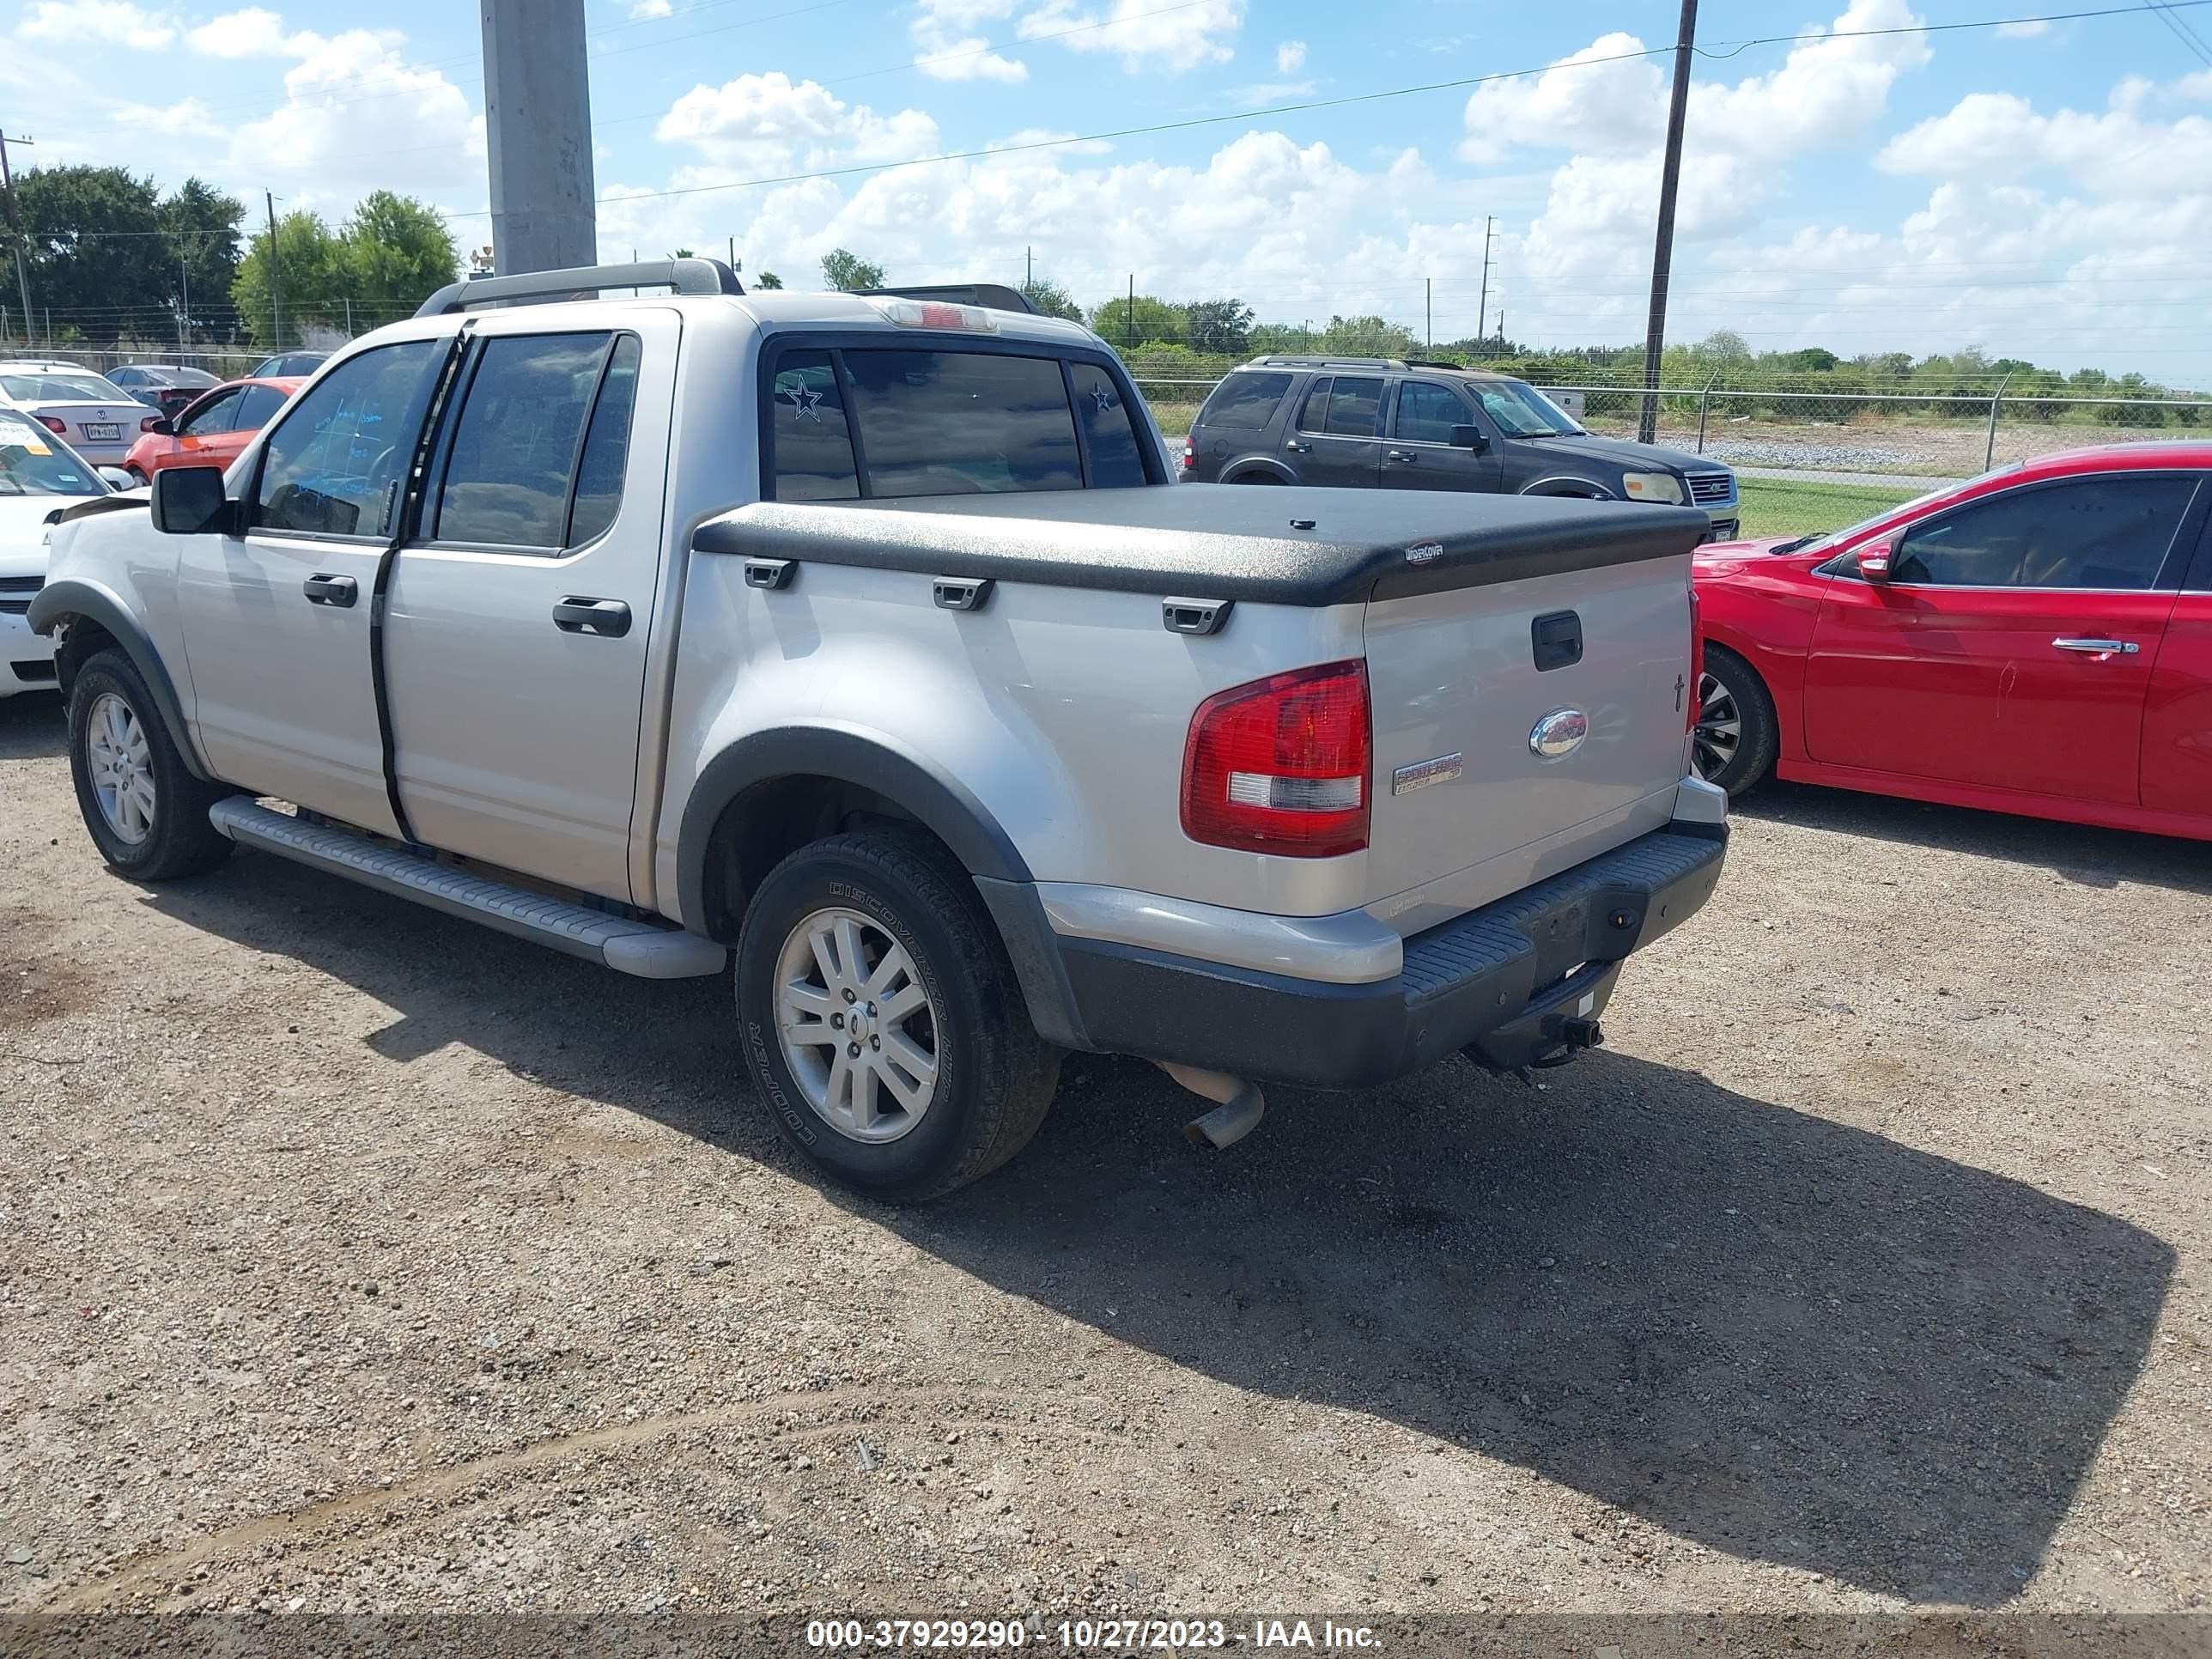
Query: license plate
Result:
<box><xmin>1705</xmin><ymin>519</ymin><xmax>1739</xmax><ymax>542</ymax></box>
<box><xmin>81</xmin><ymin>423</ymin><xmax>120</xmax><ymax>441</ymax></box>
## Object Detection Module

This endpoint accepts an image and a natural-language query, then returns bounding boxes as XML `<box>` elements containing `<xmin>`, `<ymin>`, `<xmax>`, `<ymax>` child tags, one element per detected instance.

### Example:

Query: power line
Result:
<box><xmin>431</xmin><ymin>0</ymin><xmax>2212</xmax><ymax>219</ymax></box>
<box><xmin>2143</xmin><ymin>0</ymin><xmax>2212</xmax><ymax>62</ymax></box>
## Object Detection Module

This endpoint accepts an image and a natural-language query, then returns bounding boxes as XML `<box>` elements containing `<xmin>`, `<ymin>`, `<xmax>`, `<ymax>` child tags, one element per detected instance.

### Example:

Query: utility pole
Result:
<box><xmin>176</xmin><ymin>255</ymin><xmax>187</xmax><ymax>350</ymax></box>
<box><xmin>1025</xmin><ymin>246</ymin><xmax>1033</xmax><ymax>290</ymax></box>
<box><xmin>1638</xmin><ymin>0</ymin><xmax>1698</xmax><ymax>444</ymax></box>
<box><xmin>1425</xmin><ymin>277</ymin><xmax>1431</xmax><ymax>351</ymax></box>
<box><xmin>1127</xmin><ymin>273</ymin><xmax>1134</xmax><ymax>347</ymax></box>
<box><xmin>264</xmin><ymin>191</ymin><xmax>283</xmax><ymax>350</ymax></box>
<box><xmin>343</xmin><ymin>296</ymin><xmax>352</xmax><ymax>336</ymax></box>
<box><xmin>1477</xmin><ymin>216</ymin><xmax>1494</xmax><ymax>348</ymax></box>
<box><xmin>1</xmin><ymin>131</ymin><xmax>35</xmax><ymax>352</ymax></box>
<box><xmin>482</xmin><ymin>0</ymin><xmax>597</xmax><ymax>275</ymax></box>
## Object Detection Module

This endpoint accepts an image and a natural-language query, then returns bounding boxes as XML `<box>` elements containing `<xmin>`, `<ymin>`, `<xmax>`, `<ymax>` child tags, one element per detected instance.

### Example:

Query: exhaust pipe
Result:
<box><xmin>1158</xmin><ymin>1062</ymin><xmax>1267</xmax><ymax>1150</ymax></box>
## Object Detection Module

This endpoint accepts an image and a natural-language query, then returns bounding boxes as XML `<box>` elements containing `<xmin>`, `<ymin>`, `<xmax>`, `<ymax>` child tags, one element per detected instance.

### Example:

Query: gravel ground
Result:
<box><xmin>2</xmin><ymin>690</ymin><xmax>2208</xmax><ymax>1626</ymax></box>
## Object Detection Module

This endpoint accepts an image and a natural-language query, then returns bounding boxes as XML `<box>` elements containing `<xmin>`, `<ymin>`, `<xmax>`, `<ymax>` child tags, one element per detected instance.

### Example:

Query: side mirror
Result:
<box><xmin>146</xmin><ymin>416</ymin><xmax>174</xmax><ymax>437</ymax></box>
<box><xmin>96</xmin><ymin>466</ymin><xmax>137</xmax><ymax>490</ymax></box>
<box><xmin>150</xmin><ymin>465</ymin><xmax>239</xmax><ymax>536</ymax></box>
<box><xmin>1448</xmin><ymin>423</ymin><xmax>1490</xmax><ymax>453</ymax></box>
<box><xmin>1857</xmin><ymin>540</ymin><xmax>1893</xmax><ymax>582</ymax></box>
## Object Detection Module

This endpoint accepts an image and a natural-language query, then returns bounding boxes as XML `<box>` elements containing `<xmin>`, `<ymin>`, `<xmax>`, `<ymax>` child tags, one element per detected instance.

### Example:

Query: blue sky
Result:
<box><xmin>5</xmin><ymin>0</ymin><xmax>2211</xmax><ymax>380</ymax></box>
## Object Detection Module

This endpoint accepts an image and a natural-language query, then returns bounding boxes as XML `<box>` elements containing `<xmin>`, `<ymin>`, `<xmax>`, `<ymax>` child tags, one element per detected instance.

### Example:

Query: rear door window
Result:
<box><xmin>1198</xmin><ymin>371</ymin><xmax>1293</xmax><ymax>431</ymax></box>
<box><xmin>232</xmin><ymin>384</ymin><xmax>289</xmax><ymax>429</ymax></box>
<box><xmin>1323</xmin><ymin>376</ymin><xmax>1382</xmax><ymax>438</ymax></box>
<box><xmin>430</xmin><ymin>331</ymin><xmax>640</xmax><ymax>551</ymax></box>
<box><xmin>843</xmin><ymin>349</ymin><xmax>1080</xmax><ymax>496</ymax></box>
<box><xmin>1296</xmin><ymin>378</ymin><xmax>1333</xmax><ymax>432</ymax></box>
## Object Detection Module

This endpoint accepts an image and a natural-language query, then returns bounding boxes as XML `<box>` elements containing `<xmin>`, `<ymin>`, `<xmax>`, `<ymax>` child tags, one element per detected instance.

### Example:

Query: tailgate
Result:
<box><xmin>1362</xmin><ymin>552</ymin><xmax>1694</xmax><ymax>904</ymax></box>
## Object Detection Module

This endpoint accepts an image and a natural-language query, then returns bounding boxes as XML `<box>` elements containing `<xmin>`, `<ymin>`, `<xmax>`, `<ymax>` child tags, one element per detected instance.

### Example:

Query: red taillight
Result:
<box><xmin>1181</xmin><ymin>438</ymin><xmax>1194</xmax><ymax>471</ymax></box>
<box><xmin>1686</xmin><ymin>583</ymin><xmax>1705</xmax><ymax>731</ymax></box>
<box><xmin>1181</xmin><ymin>660</ymin><xmax>1370</xmax><ymax>858</ymax></box>
<box><xmin>37</xmin><ymin>415</ymin><xmax>67</xmax><ymax>435</ymax></box>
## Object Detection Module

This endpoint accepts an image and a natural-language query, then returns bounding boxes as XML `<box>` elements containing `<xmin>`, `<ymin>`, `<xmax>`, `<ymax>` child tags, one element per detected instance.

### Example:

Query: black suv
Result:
<box><xmin>1179</xmin><ymin>356</ymin><xmax>1738</xmax><ymax>541</ymax></box>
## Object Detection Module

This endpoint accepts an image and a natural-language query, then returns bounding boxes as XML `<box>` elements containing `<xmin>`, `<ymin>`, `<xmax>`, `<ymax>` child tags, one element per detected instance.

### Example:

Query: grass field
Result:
<box><xmin>1735</xmin><ymin>477</ymin><xmax>1921</xmax><ymax>540</ymax></box>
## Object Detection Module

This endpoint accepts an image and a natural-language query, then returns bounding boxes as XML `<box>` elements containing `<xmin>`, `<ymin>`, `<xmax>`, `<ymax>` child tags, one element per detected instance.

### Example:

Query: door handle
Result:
<box><xmin>2052</xmin><ymin>637</ymin><xmax>2139</xmax><ymax>655</ymax></box>
<box><xmin>1284</xmin><ymin>440</ymin><xmax>1311</xmax><ymax>453</ymax></box>
<box><xmin>553</xmin><ymin>596</ymin><xmax>633</xmax><ymax>638</ymax></box>
<box><xmin>1386</xmin><ymin>449</ymin><xmax>1414</xmax><ymax>462</ymax></box>
<box><xmin>302</xmin><ymin>573</ymin><xmax>356</xmax><ymax>608</ymax></box>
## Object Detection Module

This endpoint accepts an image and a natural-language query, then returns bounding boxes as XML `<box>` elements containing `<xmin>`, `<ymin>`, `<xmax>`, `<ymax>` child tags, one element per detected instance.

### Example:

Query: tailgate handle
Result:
<box><xmin>1532</xmin><ymin>611</ymin><xmax>1583</xmax><ymax>672</ymax></box>
<box><xmin>743</xmin><ymin>557</ymin><xmax>795</xmax><ymax>590</ymax></box>
<box><xmin>1163</xmin><ymin>597</ymin><xmax>1233</xmax><ymax>636</ymax></box>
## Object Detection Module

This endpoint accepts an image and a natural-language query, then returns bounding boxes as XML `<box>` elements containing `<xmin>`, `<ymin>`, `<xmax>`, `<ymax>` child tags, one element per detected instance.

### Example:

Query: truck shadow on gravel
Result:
<box><xmin>0</xmin><ymin>695</ymin><xmax>67</xmax><ymax>761</ymax></box>
<box><xmin>145</xmin><ymin>858</ymin><xmax>2173</xmax><ymax>1611</ymax></box>
<box><xmin>1733</xmin><ymin>781</ymin><xmax>2211</xmax><ymax>894</ymax></box>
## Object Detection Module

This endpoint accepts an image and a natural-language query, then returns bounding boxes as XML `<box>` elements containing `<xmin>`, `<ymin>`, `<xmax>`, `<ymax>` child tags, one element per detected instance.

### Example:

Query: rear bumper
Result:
<box><xmin>1010</xmin><ymin>823</ymin><xmax>1725</xmax><ymax>1088</ymax></box>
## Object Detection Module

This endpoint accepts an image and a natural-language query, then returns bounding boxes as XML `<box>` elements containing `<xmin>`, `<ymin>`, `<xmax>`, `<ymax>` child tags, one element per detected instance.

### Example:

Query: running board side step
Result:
<box><xmin>208</xmin><ymin>799</ymin><xmax>727</xmax><ymax>980</ymax></box>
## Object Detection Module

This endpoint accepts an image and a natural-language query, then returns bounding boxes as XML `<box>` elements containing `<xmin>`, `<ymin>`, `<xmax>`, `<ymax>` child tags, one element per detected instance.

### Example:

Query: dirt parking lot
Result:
<box><xmin>2</xmin><ymin>690</ymin><xmax>2207</xmax><ymax>1629</ymax></box>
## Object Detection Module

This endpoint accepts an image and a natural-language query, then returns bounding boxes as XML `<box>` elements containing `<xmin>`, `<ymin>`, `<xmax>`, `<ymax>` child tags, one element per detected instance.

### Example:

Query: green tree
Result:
<box><xmin>11</xmin><ymin>165</ymin><xmax>167</xmax><ymax>343</ymax></box>
<box><xmin>336</xmin><ymin>191</ymin><xmax>458</xmax><ymax>330</ymax></box>
<box><xmin>820</xmin><ymin>248</ymin><xmax>884</xmax><ymax>290</ymax></box>
<box><xmin>1018</xmin><ymin>274</ymin><xmax>1083</xmax><ymax>322</ymax></box>
<box><xmin>1320</xmin><ymin>313</ymin><xmax>1417</xmax><ymax>358</ymax></box>
<box><xmin>753</xmin><ymin>270</ymin><xmax>784</xmax><ymax>289</ymax></box>
<box><xmin>1780</xmin><ymin>346</ymin><xmax>1839</xmax><ymax>373</ymax></box>
<box><xmin>161</xmin><ymin>177</ymin><xmax>244</xmax><ymax>342</ymax></box>
<box><xmin>1184</xmin><ymin>297</ymin><xmax>1254</xmax><ymax>356</ymax></box>
<box><xmin>670</xmin><ymin>246</ymin><xmax>696</xmax><ymax>258</ymax></box>
<box><xmin>1088</xmin><ymin>293</ymin><xmax>1186</xmax><ymax>346</ymax></box>
<box><xmin>232</xmin><ymin>210</ymin><xmax>344</xmax><ymax>349</ymax></box>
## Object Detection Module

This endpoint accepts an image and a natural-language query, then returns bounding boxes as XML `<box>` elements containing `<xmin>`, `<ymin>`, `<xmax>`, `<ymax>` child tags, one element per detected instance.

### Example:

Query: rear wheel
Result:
<box><xmin>1692</xmin><ymin>643</ymin><xmax>1778</xmax><ymax>795</ymax></box>
<box><xmin>67</xmin><ymin>648</ymin><xmax>234</xmax><ymax>879</ymax></box>
<box><xmin>734</xmin><ymin>828</ymin><xmax>1060</xmax><ymax>1202</ymax></box>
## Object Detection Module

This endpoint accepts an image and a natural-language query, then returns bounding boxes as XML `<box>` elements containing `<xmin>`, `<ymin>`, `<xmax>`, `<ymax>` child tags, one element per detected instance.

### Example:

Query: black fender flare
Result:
<box><xmin>675</xmin><ymin>725</ymin><xmax>1089</xmax><ymax>1048</ymax></box>
<box><xmin>1220</xmin><ymin>458</ymin><xmax>1296</xmax><ymax>484</ymax></box>
<box><xmin>675</xmin><ymin>723</ymin><xmax>1033</xmax><ymax>933</ymax></box>
<box><xmin>27</xmin><ymin>577</ymin><xmax>214</xmax><ymax>781</ymax></box>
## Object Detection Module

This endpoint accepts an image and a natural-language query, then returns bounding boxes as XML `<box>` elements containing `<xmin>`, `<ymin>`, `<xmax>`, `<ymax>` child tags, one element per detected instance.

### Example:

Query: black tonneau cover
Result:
<box><xmin>692</xmin><ymin>486</ymin><xmax>1702</xmax><ymax>606</ymax></box>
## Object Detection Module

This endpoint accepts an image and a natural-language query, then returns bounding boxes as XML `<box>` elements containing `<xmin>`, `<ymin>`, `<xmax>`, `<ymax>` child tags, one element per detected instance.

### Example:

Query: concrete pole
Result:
<box><xmin>1638</xmin><ymin>0</ymin><xmax>1698</xmax><ymax>445</ymax></box>
<box><xmin>480</xmin><ymin>0</ymin><xmax>598</xmax><ymax>276</ymax></box>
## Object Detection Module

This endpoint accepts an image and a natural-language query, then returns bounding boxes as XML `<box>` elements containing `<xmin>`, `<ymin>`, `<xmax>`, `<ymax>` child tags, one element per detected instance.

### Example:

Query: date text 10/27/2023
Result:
<box><xmin>805</xmin><ymin>1620</ymin><xmax>1383</xmax><ymax>1650</ymax></box>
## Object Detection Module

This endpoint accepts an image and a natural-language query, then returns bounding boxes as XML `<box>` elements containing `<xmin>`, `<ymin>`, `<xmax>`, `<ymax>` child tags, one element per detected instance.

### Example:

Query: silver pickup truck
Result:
<box><xmin>30</xmin><ymin>259</ymin><xmax>1727</xmax><ymax>1200</ymax></box>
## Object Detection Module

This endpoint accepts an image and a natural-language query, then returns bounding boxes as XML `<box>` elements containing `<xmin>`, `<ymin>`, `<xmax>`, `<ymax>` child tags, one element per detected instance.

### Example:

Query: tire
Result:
<box><xmin>67</xmin><ymin>648</ymin><xmax>234</xmax><ymax>880</ymax></box>
<box><xmin>734</xmin><ymin>828</ymin><xmax>1061</xmax><ymax>1202</ymax></box>
<box><xmin>1228</xmin><ymin>471</ymin><xmax>1280</xmax><ymax>483</ymax></box>
<box><xmin>1693</xmin><ymin>642</ymin><xmax>1778</xmax><ymax>796</ymax></box>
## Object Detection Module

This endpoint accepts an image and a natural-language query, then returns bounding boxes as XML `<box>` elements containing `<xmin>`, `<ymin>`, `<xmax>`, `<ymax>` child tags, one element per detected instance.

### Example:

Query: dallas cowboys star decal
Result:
<box><xmin>1091</xmin><ymin>383</ymin><xmax>1114</xmax><ymax>412</ymax></box>
<box><xmin>781</xmin><ymin>381</ymin><xmax>824</xmax><ymax>422</ymax></box>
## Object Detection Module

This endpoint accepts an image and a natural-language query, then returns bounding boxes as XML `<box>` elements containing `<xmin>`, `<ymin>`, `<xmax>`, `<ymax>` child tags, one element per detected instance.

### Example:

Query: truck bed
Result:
<box><xmin>692</xmin><ymin>486</ymin><xmax>1704</xmax><ymax>605</ymax></box>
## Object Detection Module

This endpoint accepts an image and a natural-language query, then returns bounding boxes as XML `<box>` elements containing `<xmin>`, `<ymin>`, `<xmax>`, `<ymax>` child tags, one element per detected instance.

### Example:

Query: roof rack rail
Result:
<box><xmin>1249</xmin><ymin>355</ymin><xmax>1408</xmax><ymax>370</ymax></box>
<box><xmin>856</xmin><ymin>283</ymin><xmax>1037</xmax><ymax>315</ymax></box>
<box><xmin>413</xmin><ymin>257</ymin><xmax>744</xmax><ymax>319</ymax></box>
<box><xmin>1403</xmin><ymin>357</ymin><xmax>1470</xmax><ymax>370</ymax></box>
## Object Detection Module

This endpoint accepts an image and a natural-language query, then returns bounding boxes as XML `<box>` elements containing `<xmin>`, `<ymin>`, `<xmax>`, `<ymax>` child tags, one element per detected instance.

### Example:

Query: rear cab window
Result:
<box><xmin>1196</xmin><ymin>371</ymin><xmax>1293</xmax><ymax>431</ymax></box>
<box><xmin>764</xmin><ymin>340</ymin><xmax>1156</xmax><ymax>501</ymax></box>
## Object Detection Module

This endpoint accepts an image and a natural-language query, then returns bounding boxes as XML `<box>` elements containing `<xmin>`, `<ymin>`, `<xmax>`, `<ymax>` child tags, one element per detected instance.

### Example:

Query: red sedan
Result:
<box><xmin>1692</xmin><ymin>442</ymin><xmax>2212</xmax><ymax>841</ymax></box>
<box><xmin>121</xmin><ymin>375</ymin><xmax>303</xmax><ymax>482</ymax></box>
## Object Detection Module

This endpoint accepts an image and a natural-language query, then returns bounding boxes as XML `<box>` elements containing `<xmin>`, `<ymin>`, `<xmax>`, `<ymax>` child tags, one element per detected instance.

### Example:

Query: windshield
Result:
<box><xmin>0</xmin><ymin>412</ymin><xmax>104</xmax><ymax>495</ymax></box>
<box><xmin>1474</xmin><ymin>379</ymin><xmax>1583</xmax><ymax>438</ymax></box>
<box><xmin>0</xmin><ymin>372</ymin><xmax>131</xmax><ymax>404</ymax></box>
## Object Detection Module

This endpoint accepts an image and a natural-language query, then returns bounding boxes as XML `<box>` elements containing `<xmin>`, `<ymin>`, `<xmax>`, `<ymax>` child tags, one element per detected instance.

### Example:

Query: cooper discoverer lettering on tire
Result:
<box><xmin>735</xmin><ymin>828</ymin><xmax>1060</xmax><ymax>1201</ymax></box>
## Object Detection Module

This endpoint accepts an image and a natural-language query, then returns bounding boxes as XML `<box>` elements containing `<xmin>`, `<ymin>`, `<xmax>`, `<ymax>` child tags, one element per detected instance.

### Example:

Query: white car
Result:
<box><xmin>2</xmin><ymin>406</ymin><xmax>131</xmax><ymax>698</ymax></box>
<box><xmin>0</xmin><ymin>362</ymin><xmax>155</xmax><ymax>468</ymax></box>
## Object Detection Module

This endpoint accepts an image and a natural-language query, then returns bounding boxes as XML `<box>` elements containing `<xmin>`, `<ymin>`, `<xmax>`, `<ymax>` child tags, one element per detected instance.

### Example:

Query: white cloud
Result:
<box><xmin>656</xmin><ymin>73</ymin><xmax>941</xmax><ymax>178</ymax></box>
<box><xmin>910</xmin><ymin>0</ymin><xmax>1027</xmax><ymax>82</ymax></box>
<box><xmin>17</xmin><ymin>0</ymin><xmax>174</xmax><ymax>50</ymax></box>
<box><xmin>628</xmin><ymin>0</ymin><xmax>672</xmax><ymax>16</ymax></box>
<box><xmin>1994</xmin><ymin>19</ymin><xmax>2049</xmax><ymax>39</ymax></box>
<box><xmin>186</xmin><ymin>7</ymin><xmax>313</xmax><ymax>58</ymax></box>
<box><xmin>113</xmin><ymin>95</ymin><xmax>222</xmax><ymax>137</ymax></box>
<box><xmin>1020</xmin><ymin>0</ymin><xmax>1246</xmax><ymax>74</ymax></box>
<box><xmin>228</xmin><ymin>28</ymin><xmax>483</xmax><ymax>206</ymax></box>
<box><xmin>1275</xmin><ymin>40</ymin><xmax>1304</xmax><ymax>75</ymax></box>
<box><xmin>1877</xmin><ymin>88</ymin><xmax>2212</xmax><ymax>196</ymax></box>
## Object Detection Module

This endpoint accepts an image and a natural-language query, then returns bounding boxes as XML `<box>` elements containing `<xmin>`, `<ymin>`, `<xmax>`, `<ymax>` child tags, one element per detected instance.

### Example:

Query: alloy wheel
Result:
<box><xmin>85</xmin><ymin>691</ymin><xmax>156</xmax><ymax>844</ymax></box>
<box><xmin>774</xmin><ymin>906</ymin><xmax>940</xmax><ymax>1143</ymax></box>
<box><xmin>1692</xmin><ymin>670</ymin><xmax>1742</xmax><ymax>783</ymax></box>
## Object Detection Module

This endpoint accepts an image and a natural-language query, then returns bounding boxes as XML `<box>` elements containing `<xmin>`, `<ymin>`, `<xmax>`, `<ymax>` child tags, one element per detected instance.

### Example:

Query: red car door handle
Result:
<box><xmin>2052</xmin><ymin>637</ymin><xmax>2139</xmax><ymax>656</ymax></box>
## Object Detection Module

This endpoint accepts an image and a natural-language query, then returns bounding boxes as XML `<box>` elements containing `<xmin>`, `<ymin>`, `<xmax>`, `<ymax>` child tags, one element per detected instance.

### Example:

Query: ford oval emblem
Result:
<box><xmin>1529</xmin><ymin>708</ymin><xmax>1589</xmax><ymax>759</ymax></box>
